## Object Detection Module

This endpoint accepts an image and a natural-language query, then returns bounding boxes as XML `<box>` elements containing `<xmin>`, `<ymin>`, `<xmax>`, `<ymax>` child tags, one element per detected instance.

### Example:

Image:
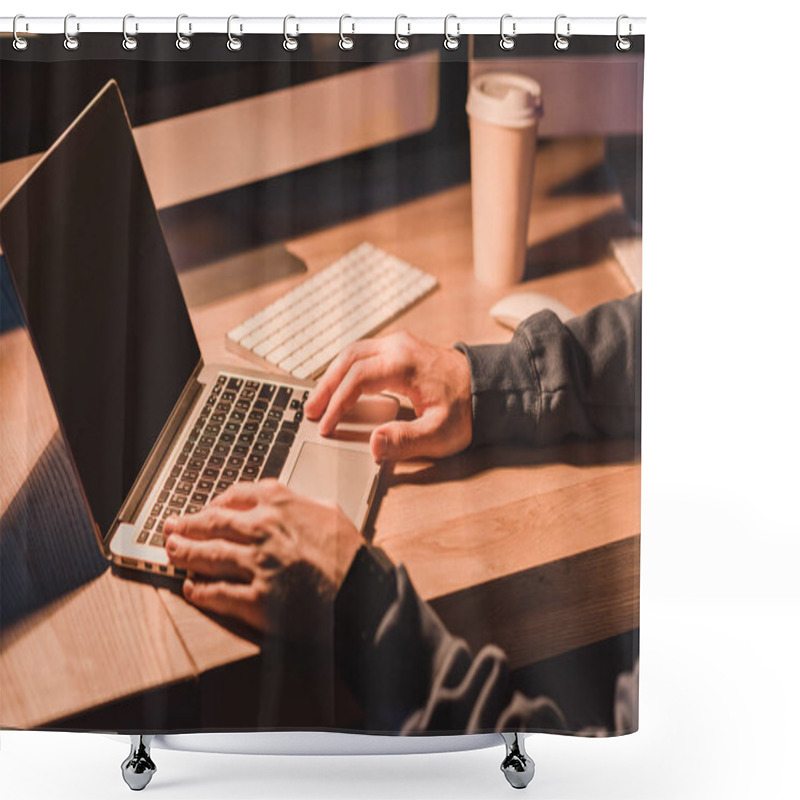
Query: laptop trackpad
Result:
<box><xmin>287</xmin><ymin>442</ymin><xmax>375</xmax><ymax>526</ymax></box>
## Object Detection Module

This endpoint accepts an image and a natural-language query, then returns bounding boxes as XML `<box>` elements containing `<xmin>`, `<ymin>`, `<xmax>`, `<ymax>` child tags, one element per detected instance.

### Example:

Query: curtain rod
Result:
<box><xmin>0</xmin><ymin>15</ymin><xmax>646</xmax><ymax>38</ymax></box>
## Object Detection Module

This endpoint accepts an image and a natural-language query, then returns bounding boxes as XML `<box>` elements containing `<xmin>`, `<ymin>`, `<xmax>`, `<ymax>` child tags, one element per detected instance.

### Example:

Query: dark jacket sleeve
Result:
<box><xmin>454</xmin><ymin>292</ymin><xmax>641</xmax><ymax>447</ymax></box>
<box><xmin>334</xmin><ymin>545</ymin><xmax>569</xmax><ymax>734</ymax></box>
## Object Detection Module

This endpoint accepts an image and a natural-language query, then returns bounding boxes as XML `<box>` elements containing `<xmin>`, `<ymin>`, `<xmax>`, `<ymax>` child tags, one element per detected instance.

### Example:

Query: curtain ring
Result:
<box><xmin>122</xmin><ymin>14</ymin><xmax>138</xmax><ymax>51</ymax></box>
<box><xmin>176</xmin><ymin>14</ymin><xmax>192</xmax><ymax>50</ymax></box>
<box><xmin>444</xmin><ymin>14</ymin><xmax>460</xmax><ymax>50</ymax></box>
<box><xmin>554</xmin><ymin>14</ymin><xmax>570</xmax><ymax>51</ymax></box>
<box><xmin>12</xmin><ymin>14</ymin><xmax>28</xmax><ymax>51</ymax></box>
<box><xmin>227</xmin><ymin>15</ymin><xmax>242</xmax><ymax>51</ymax></box>
<box><xmin>63</xmin><ymin>13</ymin><xmax>79</xmax><ymax>51</ymax></box>
<box><xmin>394</xmin><ymin>15</ymin><xmax>410</xmax><ymax>51</ymax></box>
<box><xmin>283</xmin><ymin>15</ymin><xmax>299</xmax><ymax>51</ymax></box>
<box><xmin>616</xmin><ymin>15</ymin><xmax>632</xmax><ymax>51</ymax></box>
<box><xmin>499</xmin><ymin>14</ymin><xmax>516</xmax><ymax>50</ymax></box>
<box><xmin>339</xmin><ymin>15</ymin><xmax>354</xmax><ymax>50</ymax></box>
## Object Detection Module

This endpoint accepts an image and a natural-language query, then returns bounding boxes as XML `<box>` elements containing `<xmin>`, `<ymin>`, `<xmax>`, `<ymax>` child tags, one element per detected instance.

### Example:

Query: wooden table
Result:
<box><xmin>0</xmin><ymin>135</ymin><xmax>639</xmax><ymax>729</ymax></box>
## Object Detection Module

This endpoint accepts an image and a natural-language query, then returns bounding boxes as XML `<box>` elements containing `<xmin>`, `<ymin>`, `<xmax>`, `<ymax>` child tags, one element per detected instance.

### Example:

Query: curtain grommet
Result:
<box><xmin>443</xmin><ymin>14</ymin><xmax>460</xmax><ymax>50</ymax></box>
<box><xmin>226</xmin><ymin>15</ymin><xmax>242</xmax><ymax>51</ymax></box>
<box><xmin>554</xmin><ymin>14</ymin><xmax>570</xmax><ymax>51</ymax></box>
<box><xmin>283</xmin><ymin>15</ymin><xmax>299</xmax><ymax>51</ymax></box>
<box><xmin>176</xmin><ymin>14</ymin><xmax>192</xmax><ymax>51</ymax></box>
<box><xmin>63</xmin><ymin>13</ymin><xmax>80</xmax><ymax>51</ymax></box>
<box><xmin>12</xmin><ymin>14</ymin><xmax>28</xmax><ymax>51</ymax></box>
<box><xmin>499</xmin><ymin>14</ymin><xmax>516</xmax><ymax>50</ymax></box>
<box><xmin>616</xmin><ymin>15</ymin><xmax>632</xmax><ymax>51</ymax></box>
<box><xmin>394</xmin><ymin>15</ymin><xmax>410</xmax><ymax>51</ymax></box>
<box><xmin>339</xmin><ymin>15</ymin><xmax>355</xmax><ymax>50</ymax></box>
<box><xmin>122</xmin><ymin>14</ymin><xmax>138</xmax><ymax>50</ymax></box>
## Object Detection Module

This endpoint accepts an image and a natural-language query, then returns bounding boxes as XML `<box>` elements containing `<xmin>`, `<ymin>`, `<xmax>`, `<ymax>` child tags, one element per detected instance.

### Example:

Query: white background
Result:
<box><xmin>2</xmin><ymin>1</ymin><xmax>799</xmax><ymax>798</ymax></box>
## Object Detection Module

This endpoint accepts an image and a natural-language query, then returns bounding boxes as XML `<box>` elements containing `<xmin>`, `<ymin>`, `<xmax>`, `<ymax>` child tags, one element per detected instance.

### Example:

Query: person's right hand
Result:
<box><xmin>304</xmin><ymin>331</ymin><xmax>473</xmax><ymax>462</ymax></box>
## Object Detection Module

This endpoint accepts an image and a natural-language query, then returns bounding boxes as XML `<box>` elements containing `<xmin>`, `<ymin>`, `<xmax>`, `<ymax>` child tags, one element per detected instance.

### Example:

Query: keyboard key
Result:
<box><xmin>276</xmin><ymin>429</ymin><xmax>295</xmax><ymax>447</ymax></box>
<box><xmin>136</xmin><ymin>529</ymin><xmax>150</xmax><ymax>544</ymax></box>
<box><xmin>273</xmin><ymin>386</ymin><xmax>293</xmax><ymax>411</ymax></box>
<box><xmin>191</xmin><ymin>492</ymin><xmax>208</xmax><ymax>504</ymax></box>
<box><xmin>186</xmin><ymin>504</ymin><xmax>203</xmax><ymax>514</ymax></box>
<box><xmin>150</xmin><ymin>533</ymin><xmax>166</xmax><ymax>548</ymax></box>
<box><xmin>175</xmin><ymin>481</ymin><xmax>193</xmax><ymax>496</ymax></box>
<box><xmin>227</xmin><ymin>377</ymin><xmax>243</xmax><ymax>392</ymax></box>
<box><xmin>169</xmin><ymin>495</ymin><xmax>187</xmax><ymax>508</ymax></box>
<box><xmin>158</xmin><ymin>490</ymin><xmax>170</xmax><ymax>504</ymax></box>
<box><xmin>258</xmin><ymin>383</ymin><xmax>276</xmax><ymax>401</ymax></box>
<box><xmin>151</xmin><ymin>503</ymin><xmax>163</xmax><ymax>517</ymax></box>
<box><xmin>242</xmin><ymin>465</ymin><xmax>259</xmax><ymax>480</ymax></box>
<box><xmin>144</xmin><ymin>515</ymin><xmax>156</xmax><ymax>530</ymax></box>
<box><xmin>261</xmin><ymin>445</ymin><xmax>290</xmax><ymax>478</ymax></box>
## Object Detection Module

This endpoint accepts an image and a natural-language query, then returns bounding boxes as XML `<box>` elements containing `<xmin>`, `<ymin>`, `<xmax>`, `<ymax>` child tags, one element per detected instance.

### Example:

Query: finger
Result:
<box><xmin>183</xmin><ymin>578</ymin><xmax>263</xmax><ymax>629</ymax></box>
<box><xmin>164</xmin><ymin>505</ymin><xmax>254</xmax><ymax>543</ymax></box>
<box><xmin>370</xmin><ymin>414</ymin><xmax>444</xmax><ymax>462</ymax></box>
<box><xmin>305</xmin><ymin>340</ymin><xmax>380</xmax><ymax>419</ymax></box>
<box><xmin>166</xmin><ymin>534</ymin><xmax>253</xmax><ymax>581</ymax></box>
<box><xmin>318</xmin><ymin>357</ymin><xmax>395</xmax><ymax>436</ymax></box>
<box><xmin>210</xmin><ymin>480</ymin><xmax>275</xmax><ymax>510</ymax></box>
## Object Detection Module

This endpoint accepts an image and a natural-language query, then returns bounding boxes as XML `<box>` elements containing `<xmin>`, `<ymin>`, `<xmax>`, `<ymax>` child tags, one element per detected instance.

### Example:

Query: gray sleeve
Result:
<box><xmin>454</xmin><ymin>292</ymin><xmax>641</xmax><ymax>447</ymax></box>
<box><xmin>335</xmin><ymin>547</ymin><xmax>568</xmax><ymax>734</ymax></box>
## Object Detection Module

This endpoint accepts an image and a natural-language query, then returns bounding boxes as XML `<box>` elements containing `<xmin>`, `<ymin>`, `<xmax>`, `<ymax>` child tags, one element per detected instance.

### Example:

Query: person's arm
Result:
<box><xmin>456</xmin><ymin>291</ymin><xmax>641</xmax><ymax>447</ymax></box>
<box><xmin>304</xmin><ymin>292</ymin><xmax>641</xmax><ymax>460</ymax></box>
<box><xmin>334</xmin><ymin>543</ymin><xmax>569</xmax><ymax>734</ymax></box>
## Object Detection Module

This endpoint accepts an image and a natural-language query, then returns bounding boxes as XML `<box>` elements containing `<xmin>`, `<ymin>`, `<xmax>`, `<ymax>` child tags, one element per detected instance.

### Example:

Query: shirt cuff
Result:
<box><xmin>454</xmin><ymin>332</ymin><xmax>541</xmax><ymax>448</ymax></box>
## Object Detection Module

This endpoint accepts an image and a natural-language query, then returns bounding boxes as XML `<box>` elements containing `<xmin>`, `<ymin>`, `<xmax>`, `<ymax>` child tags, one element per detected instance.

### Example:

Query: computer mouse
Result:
<box><xmin>489</xmin><ymin>292</ymin><xmax>575</xmax><ymax>330</ymax></box>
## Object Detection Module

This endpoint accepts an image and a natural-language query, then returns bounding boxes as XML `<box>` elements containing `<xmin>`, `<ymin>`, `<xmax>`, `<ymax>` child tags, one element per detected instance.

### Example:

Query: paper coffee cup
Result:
<box><xmin>466</xmin><ymin>72</ymin><xmax>543</xmax><ymax>287</ymax></box>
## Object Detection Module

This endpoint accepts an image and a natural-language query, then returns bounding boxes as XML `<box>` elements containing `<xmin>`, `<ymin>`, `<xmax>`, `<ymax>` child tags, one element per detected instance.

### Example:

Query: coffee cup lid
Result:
<box><xmin>466</xmin><ymin>72</ymin><xmax>543</xmax><ymax>129</ymax></box>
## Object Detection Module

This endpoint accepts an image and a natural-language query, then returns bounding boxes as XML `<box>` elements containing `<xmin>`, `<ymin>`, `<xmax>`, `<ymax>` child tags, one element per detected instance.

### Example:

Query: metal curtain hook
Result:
<box><xmin>63</xmin><ymin>13</ymin><xmax>79</xmax><ymax>51</ymax></box>
<box><xmin>500</xmin><ymin>14</ymin><xmax>516</xmax><ymax>50</ymax></box>
<box><xmin>339</xmin><ymin>15</ymin><xmax>354</xmax><ymax>50</ymax></box>
<box><xmin>283</xmin><ymin>15</ymin><xmax>299</xmax><ymax>50</ymax></box>
<box><xmin>227</xmin><ymin>15</ymin><xmax>242</xmax><ymax>51</ymax></box>
<box><xmin>12</xmin><ymin>14</ymin><xmax>28</xmax><ymax>51</ymax></box>
<box><xmin>395</xmin><ymin>14</ymin><xmax>410</xmax><ymax>50</ymax></box>
<box><xmin>444</xmin><ymin>14</ymin><xmax>460</xmax><ymax>50</ymax></box>
<box><xmin>122</xmin><ymin>14</ymin><xmax>138</xmax><ymax>50</ymax></box>
<box><xmin>554</xmin><ymin>14</ymin><xmax>570</xmax><ymax>51</ymax></box>
<box><xmin>176</xmin><ymin>14</ymin><xmax>191</xmax><ymax>50</ymax></box>
<box><xmin>616</xmin><ymin>15</ymin><xmax>632</xmax><ymax>51</ymax></box>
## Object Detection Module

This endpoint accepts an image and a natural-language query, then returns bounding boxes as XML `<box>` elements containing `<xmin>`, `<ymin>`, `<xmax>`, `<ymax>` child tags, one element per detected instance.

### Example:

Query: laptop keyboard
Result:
<box><xmin>136</xmin><ymin>373</ymin><xmax>306</xmax><ymax>548</ymax></box>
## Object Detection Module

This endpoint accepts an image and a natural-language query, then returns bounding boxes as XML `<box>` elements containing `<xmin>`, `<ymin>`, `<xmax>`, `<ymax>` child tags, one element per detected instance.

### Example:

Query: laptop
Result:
<box><xmin>0</xmin><ymin>80</ymin><xmax>397</xmax><ymax>580</ymax></box>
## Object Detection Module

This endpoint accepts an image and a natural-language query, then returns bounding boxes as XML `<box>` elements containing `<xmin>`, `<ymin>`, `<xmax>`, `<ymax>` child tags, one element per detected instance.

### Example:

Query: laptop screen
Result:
<box><xmin>0</xmin><ymin>82</ymin><xmax>201</xmax><ymax>536</ymax></box>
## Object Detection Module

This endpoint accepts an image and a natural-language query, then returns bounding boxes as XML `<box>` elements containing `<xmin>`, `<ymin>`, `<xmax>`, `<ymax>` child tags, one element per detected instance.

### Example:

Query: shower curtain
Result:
<box><xmin>0</xmin><ymin>21</ymin><xmax>643</xmax><ymax>738</ymax></box>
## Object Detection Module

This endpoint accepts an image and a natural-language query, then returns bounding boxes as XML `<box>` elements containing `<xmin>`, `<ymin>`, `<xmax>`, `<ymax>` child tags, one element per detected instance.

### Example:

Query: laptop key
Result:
<box><xmin>136</xmin><ymin>529</ymin><xmax>150</xmax><ymax>544</ymax></box>
<box><xmin>261</xmin><ymin>444</ymin><xmax>290</xmax><ymax>478</ymax></box>
<box><xmin>186</xmin><ymin>504</ymin><xmax>203</xmax><ymax>514</ymax></box>
<box><xmin>273</xmin><ymin>386</ymin><xmax>292</xmax><ymax>410</ymax></box>
<box><xmin>242</xmin><ymin>465</ymin><xmax>259</xmax><ymax>480</ymax></box>
<box><xmin>169</xmin><ymin>495</ymin><xmax>187</xmax><ymax>508</ymax></box>
<box><xmin>227</xmin><ymin>377</ymin><xmax>243</xmax><ymax>392</ymax></box>
<box><xmin>198</xmin><ymin>479</ymin><xmax>214</xmax><ymax>492</ymax></box>
<box><xmin>150</xmin><ymin>533</ymin><xmax>166</xmax><ymax>548</ymax></box>
<box><xmin>202</xmin><ymin>467</ymin><xmax>220</xmax><ymax>480</ymax></box>
<box><xmin>175</xmin><ymin>482</ymin><xmax>193</xmax><ymax>496</ymax></box>
<box><xmin>158</xmin><ymin>490</ymin><xmax>170</xmax><ymax>504</ymax></box>
<box><xmin>191</xmin><ymin>492</ymin><xmax>208</xmax><ymax>504</ymax></box>
<box><xmin>222</xmin><ymin>467</ymin><xmax>239</xmax><ymax>480</ymax></box>
<box><xmin>276</xmin><ymin>430</ymin><xmax>295</xmax><ymax>447</ymax></box>
<box><xmin>258</xmin><ymin>383</ymin><xmax>275</xmax><ymax>401</ymax></box>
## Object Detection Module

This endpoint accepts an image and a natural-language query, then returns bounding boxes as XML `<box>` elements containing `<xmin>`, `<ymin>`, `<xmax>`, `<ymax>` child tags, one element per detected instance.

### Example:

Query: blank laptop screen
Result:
<box><xmin>0</xmin><ymin>82</ymin><xmax>201</xmax><ymax>536</ymax></box>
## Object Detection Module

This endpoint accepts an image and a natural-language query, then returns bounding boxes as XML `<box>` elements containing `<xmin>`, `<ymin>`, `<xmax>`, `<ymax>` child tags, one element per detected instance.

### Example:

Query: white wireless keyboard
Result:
<box><xmin>226</xmin><ymin>242</ymin><xmax>438</xmax><ymax>380</ymax></box>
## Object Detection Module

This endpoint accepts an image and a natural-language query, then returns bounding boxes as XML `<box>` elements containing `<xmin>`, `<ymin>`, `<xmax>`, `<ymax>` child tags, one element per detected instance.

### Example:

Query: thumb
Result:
<box><xmin>371</xmin><ymin>416</ymin><xmax>441</xmax><ymax>462</ymax></box>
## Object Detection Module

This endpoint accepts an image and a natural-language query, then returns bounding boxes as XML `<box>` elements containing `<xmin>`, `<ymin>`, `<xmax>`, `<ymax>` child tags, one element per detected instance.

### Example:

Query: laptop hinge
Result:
<box><xmin>106</xmin><ymin>360</ymin><xmax>205</xmax><ymax>544</ymax></box>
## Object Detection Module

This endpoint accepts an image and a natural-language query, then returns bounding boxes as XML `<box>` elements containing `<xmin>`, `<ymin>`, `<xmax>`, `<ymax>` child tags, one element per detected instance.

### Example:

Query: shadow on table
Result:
<box><xmin>0</xmin><ymin>433</ymin><xmax>107</xmax><ymax>631</ymax></box>
<box><xmin>523</xmin><ymin>209</ymin><xmax>633</xmax><ymax>281</ymax></box>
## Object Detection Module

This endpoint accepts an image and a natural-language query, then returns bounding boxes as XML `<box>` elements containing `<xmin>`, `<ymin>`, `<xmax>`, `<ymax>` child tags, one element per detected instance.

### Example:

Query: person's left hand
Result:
<box><xmin>163</xmin><ymin>480</ymin><xmax>363</xmax><ymax>640</ymax></box>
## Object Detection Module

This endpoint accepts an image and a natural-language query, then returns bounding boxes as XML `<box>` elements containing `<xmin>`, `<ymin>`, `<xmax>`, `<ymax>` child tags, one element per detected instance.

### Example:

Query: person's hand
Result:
<box><xmin>304</xmin><ymin>331</ymin><xmax>473</xmax><ymax>462</ymax></box>
<box><xmin>163</xmin><ymin>480</ymin><xmax>363</xmax><ymax>639</ymax></box>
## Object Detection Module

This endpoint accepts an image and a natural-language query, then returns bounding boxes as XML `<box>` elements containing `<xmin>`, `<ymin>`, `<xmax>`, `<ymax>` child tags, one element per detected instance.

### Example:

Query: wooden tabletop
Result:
<box><xmin>0</xmin><ymin>135</ymin><xmax>639</xmax><ymax>728</ymax></box>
